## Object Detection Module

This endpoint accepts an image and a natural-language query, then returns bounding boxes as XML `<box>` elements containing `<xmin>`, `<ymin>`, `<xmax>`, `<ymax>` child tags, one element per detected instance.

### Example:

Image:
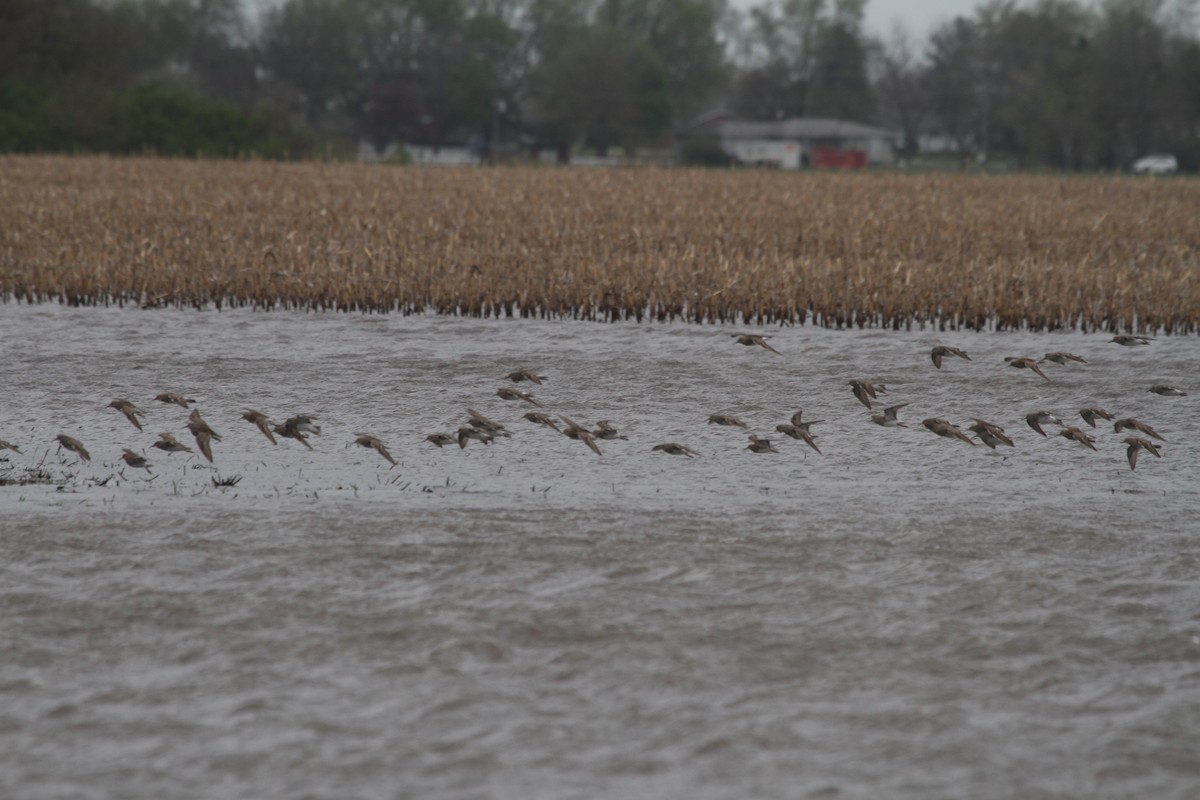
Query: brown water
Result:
<box><xmin>2</xmin><ymin>304</ymin><xmax>1199</xmax><ymax>799</ymax></box>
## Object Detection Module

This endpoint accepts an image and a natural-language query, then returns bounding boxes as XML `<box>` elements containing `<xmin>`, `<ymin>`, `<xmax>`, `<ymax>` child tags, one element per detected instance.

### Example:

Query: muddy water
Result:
<box><xmin>2</xmin><ymin>304</ymin><xmax>1198</xmax><ymax>799</ymax></box>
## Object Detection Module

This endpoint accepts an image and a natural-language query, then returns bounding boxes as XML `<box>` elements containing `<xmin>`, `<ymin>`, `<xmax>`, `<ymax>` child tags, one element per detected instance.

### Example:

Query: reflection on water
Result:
<box><xmin>1</xmin><ymin>304</ymin><xmax>1198</xmax><ymax>798</ymax></box>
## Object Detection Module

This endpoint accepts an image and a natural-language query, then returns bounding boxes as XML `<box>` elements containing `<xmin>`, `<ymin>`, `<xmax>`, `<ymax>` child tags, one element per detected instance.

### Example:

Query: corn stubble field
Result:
<box><xmin>1</xmin><ymin>155</ymin><xmax>1197</xmax><ymax>333</ymax></box>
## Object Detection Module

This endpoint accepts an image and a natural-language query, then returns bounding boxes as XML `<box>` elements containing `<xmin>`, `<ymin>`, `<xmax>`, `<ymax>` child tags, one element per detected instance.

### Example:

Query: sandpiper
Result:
<box><xmin>774</xmin><ymin>424</ymin><xmax>821</xmax><ymax>454</ymax></box>
<box><xmin>154</xmin><ymin>392</ymin><xmax>196</xmax><ymax>408</ymax></box>
<box><xmin>1058</xmin><ymin>426</ymin><xmax>1098</xmax><ymax>451</ymax></box>
<box><xmin>108</xmin><ymin>398</ymin><xmax>145</xmax><ymax>431</ymax></box>
<box><xmin>1040</xmin><ymin>352</ymin><xmax>1087</xmax><ymax>365</ymax></box>
<box><xmin>1025</xmin><ymin>411</ymin><xmax>1063</xmax><ymax>436</ymax></box>
<box><xmin>242</xmin><ymin>410</ymin><xmax>277</xmax><ymax>444</ymax></box>
<box><xmin>592</xmin><ymin>420</ymin><xmax>628</xmax><ymax>440</ymax></box>
<box><xmin>425</xmin><ymin>433</ymin><xmax>456</xmax><ymax>448</ymax></box>
<box><xmin>120</xmin><ymin>449</ymin><xmax>152</xmax><ymax>472</ymax></box>
<box><xmin>747</xmin><ymin>435</ymin><xmax>779</xmax><ymax>453</ymax></box>
<box><xmin>848</xmin><ymin>380</ymin><xmax>885</xmax><ymax>410</ymax></box>
<box><xmin>930</xmin><ymin>345</ymin><xmax>970</xmax><ymax>369</ymax></box>
<box><xmin>55</xmin><ymin>434</ymin><xmax>90</xmax><ymax>462</ymax></box>
<box><xmin>1124</xmin><ymin>436</ymin><xmax>1162</xmax><ymax>471</ymax></box>
<box><xmin>505</xmin><ymin>368</ymin><xmax>545</xmax><ymax>385</ymax></box>
<box><xmin>560</xmin><ymin>416</ymin><xmax>602</xmax><ymax>456</ymax></box>
<box><xmin>496</xmin><ymin>387</ymin><xmax>542</xmax><ymax>406</ymax></box>
<box><xmin>922</xmin><ymin>418</ymin><xmax>975</xmax><ymax>445</ymax></box>
<box><xmin>1111</xmin><ymin>335</ymin><xmax>1152</xmax><ymax>346</ymax></box>
<box><xmin>186</xmin><ymin>409</ymin><xmax>221</xmax><ymax>440</ymax></box>
<box><xmin>1149</xmin><ymin>385</ymin><xmax>1186</xmax><ymax>396</ymax></box>
<box><xmin>354</xmin><ymin>433</ymin><xmax>396</xmax><ymax>465</ymax></box>
<box><xmin>1113</xmin><ymin>418</ymin><xmax>1164</xmax><ymax>441</ymax></box>
<box><xmin>870</xmin><ymin>402</ymin><xmax>909</xmax><ymax>427</ymax></box>
<box><xmin>0</xmin><ymin>439</ymin><xmax>21</xmax><ymax>454</ymax></box>
<box><xmin>788</xmin><ymin>410</ymin><xmax>823</xmax><ymax>431</ymax></box>
<box><xmin>731</xmin><ymin>333</ymin><xmax>780</xmax><ymax>354</ymax></box>
<box><xmin>1079</xmin><ymin>407</ymin><xmax>1113</xmax><ymax>428</ymax></box>
<box><xmin>466</xmin><ymin>408</ymin><xmax>511</xmax><ymax>437</ymax></box>
<box><xmin>1004</xmin><ymin>357</ymin><xmax>1051</xmax><ymax>381</ymax></box>
<box><xmin>968</xmin><ymin>419</ymin><xmax>1014</xmax><ymax>449</ymax></box>
<box><xmin>652</xmin><ymin>443</ymin><xmax>699</xmax><ymax>458</ymax></box>
<box><xmin>151</xmin><ymin>432</ymin><xmax>193</xmax><ymax>454</ymax></box>
<box><xmin>273</xmin><ymin>417</ymin><xmax>315</xmax><ymax>450</ymax></box>
<box><xmin>523</xmin><ymin>412</ymin><xmax>561</xmax><ymax>432</ymax></box>
<box><xmin>457</xmin><ymin>426</ymin><xmax>494</xmax><ymax>449</ymax></box>
<box><xmin>707</xmin><ymin>413</ymin><xmax>747</xmax><ymax>428</ymax></box>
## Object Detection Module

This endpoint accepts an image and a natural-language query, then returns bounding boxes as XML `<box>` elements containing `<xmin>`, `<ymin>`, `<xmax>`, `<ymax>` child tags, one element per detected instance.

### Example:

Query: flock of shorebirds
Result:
<box><xmin>0</xmin><ymin>331</ymin><xmax>1185</xmax><ymax>480</ymax></box>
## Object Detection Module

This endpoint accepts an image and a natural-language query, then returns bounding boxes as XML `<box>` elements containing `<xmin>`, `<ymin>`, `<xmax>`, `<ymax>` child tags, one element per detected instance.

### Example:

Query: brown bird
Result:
<box><xmin>1004</xmin><ymin>357</ymin><xmax>1051</xmax><ymax>381</ymax></box>
<box><xmin>354</xmin><ymin>433</ymin><xmax>396</xmax><ymax>465</ymax></box>
<box><xmin>1124</xmin><ymin>436</ymin><xmax>1162</xmax><ymax>471</ymax></box>
<box><xmin>108</xmin><ymin>398</ymin><xmax>145</xmax><ymax>431</ymax></box>
<box><xmin>523</xmin><ymin>412</ymin><xmax>561</xmax><ymax>432</ymax></box>
<box><xmin>707</xmin><ymin>413</ymin><xmax>747</xmax><ymax>428</ymax></box>
<box><xmin>592</xmin><ymin>420</ymin><xmax>628</xmax><ymax>440</ymax></box>
<box><xmin>922</xmin><ymin>418</ymin><xmax>976</xmax><ymax>445</ymax></box>
<box><xmin>120</xmin><ymin>448</ymin><xmax>152</xmax><ymax>472</ymax></box>
<box><xmin>1079</xmin><ymin>407</ymin><xmax>1113</xmax><ymax>428</ymax></box>
<box><xmin>967</xmin><ymin>419</ymin><xmax>1015</xmax><ymax>449</ymax></box>
<box><xmin>652</xmin><ymin>443</ymin><xmax>700</xmax><ymax>458</ymax></box>
<box><xmin>1149</xmin><ymin>385</ymin><xmax>1186</xmax><ymax>396</ymax></box>
<box><xmin>151</xmin><ymin>432</ymin><xmax>193</xmax><ymax>454</ymax></box>
<box><xmin>870</xmin><ymin>402</ymin><xmax>909</xmax><ymax>427</ymax></box>
<box><xmin>1111</xmin><ymin>335</ymin><xmax>1152</xmax><ymax>346</ymax></box>
<box><xmin>746</xmin><ymin>434</ymin><xmax>779</xmax><ymax>453</ymax></box>
<box><xmin>788</xmin><ymin>410</ymin><xmax>823</xmax><ymax>431</ymax></box>
<box><xmin>466</xmin><ymin>408</ymin><xmax>511</xmax><ymax>437</ymax></box>
<box><xmin>55</xmin><ymin>434</ymin><xmax>91</xmax><ymax>462</ymax></box>
<box><xmin>0</xmin><ymin>439</ymin><xmax>22</xmax><ymax>454</ymax></box>
<box><xmin>775</xmin><ymin>423</ymin><xmax>821</xmax><ymax>454</ymax></box>
<box><xmin>154</xmin><ymin>392</ymin><xmax>196</xmax><ymax>408</ymax></box>
<box><xmin>505</xmin><ymin>368</ymin><xmax>545</xmax><ymax>385</ymax></box>
<box><xmin>848</xmin><ymin>380</ymin><xmax>885</xmax><ymax>409</ymax></box>
<box><xmin>930</xmin><ymin>345</ymin><xmax>971</xmax><ymax>368</ymax></box>
<box><xmin>1113</xmin><ymin>418</ymin><xmax>1165</xmax><ymax>442</ymax></box>
<box><xmin>273</xmin><ymin>417</ymin><xmax>315</xmax><ymax>450</ymax></box>
<box><xmin>1058</xmin><ymin>426</ymin><xmax>1098</xmax><ymax>451</ymax></box>
<box><xmin>1026</xmin><ymin>411</ymin><xmax>1063</xmax><ymax>437</ymax></box>
<box><xmin>425</xmin><ymin>433</ymin><xmax>456</xmax><ymax>448</ymax></box>
<box><xmin>496</xmin><ymin>387</ymin><xmax>542</xmax><ymax>406</ymax></box>
<box><xmin>242</xmin><ymin>410</ymin><xmax>277</xmax><ymax>444</ymax></box>
<box><xmin>731</xmin><ymin>333</ymin><xmax>780</xmax><ymax>354</ymax></box>
<box><xmin>560</xmin><ymin>416</ymin><xmax>602</xmax><ymax>456</ymax></box>
<box><xmin>1040</xmin><ymin>352</ymin><xmax>1087</xmax><ymax>365</ymax></box>
<box><xmin>457</xmin><ymin>426</ymin><xmax>494</xmax><ymax>449</ymax></box>
<box><xmin>186</xmin><ymin>409</ymin><xmax>221</xmax><ymax>460</ymax></box>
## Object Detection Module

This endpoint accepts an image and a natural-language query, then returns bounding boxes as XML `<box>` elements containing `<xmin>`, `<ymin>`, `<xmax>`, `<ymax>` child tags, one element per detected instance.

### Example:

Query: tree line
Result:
<box><xmin>1</xmin><ymin>0</ymin><xmax>1197</xmax><ymax>169</ymax></box>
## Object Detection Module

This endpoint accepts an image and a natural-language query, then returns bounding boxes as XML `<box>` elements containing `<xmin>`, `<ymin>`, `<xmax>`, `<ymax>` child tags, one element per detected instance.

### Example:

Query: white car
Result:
<box><xmin>1131</xmin><ymin>154</ymin><xmax>1178</xmax><ymax>174</ymax></box>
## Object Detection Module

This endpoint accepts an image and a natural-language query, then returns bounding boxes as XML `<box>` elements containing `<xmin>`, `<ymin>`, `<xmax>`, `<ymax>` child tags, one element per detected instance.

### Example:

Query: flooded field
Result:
<box><xmin>2</xmin><ymin>303</ymin><xmax>1199</xmax><ymax>798</ymax></box>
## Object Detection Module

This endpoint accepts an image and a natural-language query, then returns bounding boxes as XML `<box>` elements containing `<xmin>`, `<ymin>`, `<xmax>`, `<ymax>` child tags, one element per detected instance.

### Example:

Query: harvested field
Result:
<box><xmin>1</xmin><ymin>155</ymin><xmax>1197</xmax><ymax>333</ymax></box>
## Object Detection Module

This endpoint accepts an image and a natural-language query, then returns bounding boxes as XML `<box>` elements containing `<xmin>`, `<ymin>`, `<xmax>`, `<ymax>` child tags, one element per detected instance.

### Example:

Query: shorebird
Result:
<box><xmin>1124</xmin><ymin>436</ymin><xmax>1162</xmax><ymax>471</ymax></box>
<box><xmin>425</xmin><ymin>433</ymin><xmax>456</xmax><ymax>448</ymax></box>
<box><xmin>1111</xmin><ymin>335</ymin><xmax>1152</xmax><ymax>346</ymax></box>
<box><xmin>731</xmin><ymin>333</ymin><xmax>780</xmax><ymax>354</ymax></box>
<box><xmin>151</xmin><ymin>432</ymin><xmax>193</xmax><ymax>454</ymax></box>
<box><xmin>523</xmin><ymin>412</ymin><xmax>561</xmax><ymax>432</ymax></box>
<box><xmin>496</xmin><ymin>387</ymin><xmax>542</xmax><ymax>406</ymax></box>
<box><xmin>457</xmin><ymin>426</ymin><xmax>494</xmax><ymax>449</ymax></box>
<box><xmin>848</xmin><ymin>380</ymin><xmax>885</xmax><ymax>409</ymax></box>
<box><xmin>154</xmin><ymin>392</ymin><xmax>196</xmax><ymax>408</ymax></box>
<box><xmin>0</xmin><ymin>439</ymin><xmax>22</xmax><ymax>454</ymax></box>
<box><xmin>1058</xmin><ymin>426</ymin><xmax>1098</xmax><ymax>451</ymax></box>
<box><xmin>120</xmin><ymin>449</ymin><xmax>152</xmax><ymax>472</ymax></box>
<box><xmin>273</xmin><ymin>416</ymin><xmax>318</xmax><ymax>450</ymax></box>
<box><xmin>1041</xmin><ymin>352</ymin><xmax>1087</xmax><ymax>365</ymax></box>
<box><xmin>186</xmin><ymin>410</ymin><xmax>221</xmax><ymax>461</ymax></box>
<box><xmin>652</xmin><ymin>443</ymin><xmax>699</xmax><ymax>458</ymax></box>
<box><xmin>707</xmin><ymin>413</ymin><xmax>747</xmax><ymax>428</ymax></box>
<box><xmin>1149</xmin><ymin>385</ymin><xmax>1186</xmax><ymax>396</ymax></box>
<box><xmin>108</xmin><ymin>398</ymin><xmax>145</xmax><ymax>431</ymax></box>
<box><xmin>788</xmin><ymin>410</ymin><xmax>823</xmax><ymax>431</ymax></box>
<box><xmin>746</xmin><ymin>435</ymin><xmax>779</xmax><ymax>453</ymax></box>
<box><xmin>242</xmin><ymin>410</ymin><xmax>277</xmax><ymax>444</ymax></box>
<box><xmin>1113</xmin><ymin>418</ymin><xmax>1164</xmax><ymax>441</ymax></box>
<box><xmin>922</xmin><ymin>418</ymin><xmax>975</xmax><ymax>445</ymax></box>
<box><xmin>55</xmin><ymin>434</ymin><xmax>90</xmax><ymax>462</ymax></box>
<box><xmin>592</xmin><ymin>420</ymin><xmax>628</xmax><ymax>440</ymax></box>
<box><xmin>1079</xmin><ymin>407</ymin><xmax>1113</xmax><ymax>428</ymax></box>
<box><xmin>505</xmin><ymin>368</ymin><xmax>545</xmax><ymax>385</ymax></box>
<box><xmin>560</xmin><ymin>416</ymin><xmax>602</xmax><ymax>455</ymax></box>
<box><xmin>930</xmin><ymin>345</ymin><xmax>971</xmax><ymax>368</ymax></box>
<box><xmin>968</xmin><ymin>419</ymin><xmax>1015</xmax><ymax>449</ymax></box>
<box><xmin>1025</xmin><ymin>411</ymin><xmax>1063</xmax><ymax>437</ymax></box>
<box><xmin>774</xmin><ymin>424</ymin><xmax>821</xmax><ymax>453</ymax></box>
<box><xmin>354</xmin><ymin>433</ymin><xmax>395</xmax><ymax>465</ymax></box>
<box><xmin>870</xmin><ymin>402</ymin><xmax>909</xmax><ymax>427</ymax></box>
<box><xmin>1004</xmin><ymin>357</ymin><xmax>1051</xmax><ymax>381</ymax></box>
<box><xmin>466</xmin><ymin>408</ymin><xmax>511</xmax><ymax>437</ymax></box>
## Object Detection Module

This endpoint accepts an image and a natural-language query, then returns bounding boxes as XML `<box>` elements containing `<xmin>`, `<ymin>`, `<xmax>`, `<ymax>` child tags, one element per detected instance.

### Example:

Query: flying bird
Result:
<box><xmin>1040</xmin><ymin>352</ymin><xmax>1087</xmax><ymax>365</ymax></box>
<box><xmin>775</xmin><ymin>423</ymin><xmax>821</xmax><ymax>453</ymax></box>
<box><xmin>1124</xmin><ymin>436</ymin><xmax>1162</xmax><ymax>471</ymax></box>
<box><xmin>154</xmin><ymin>392</ymin><xmax>196</xmax><ymax>408</ymax></box>
<box><xmin>922</xmin><ymin>418</ymin><xmax>975</xmax><ymax>445</ymax></box>
<box><xmin>652</xmin><ymin>443</ymin><xmax>700</xmax><ymax>458</ymax></box>
<box><xmin>151</xmin><ymin>432</ymin><xmax>193</xmax><ymax>454</ymax></box>
<box><xmin>523</xmin><ymin>412</ymin><xmax>561</xmax><ymax>432</ymax></box>
<box><xmin>354</xmin><ymin>433</ymin><xmax>396</xmax><ymax>465</ymax></box>
<box><xmin>930</xmin><ymin>345</ymin><xmax>971</xmax><ymax>368</ymax></box>
<box><xmin>1113</xmin><ymin>418</ymin><xmax>1164</xmax><ymax>441</ymax></box>
<box><xmin>1058</xmin><ymin>426</ymin><xmax>1098</xmax><ymax>451</ymax></box>
<box><xmin>870</xmin><ymin>402</ymin><xmax>909</xmax><ymax>427</ymax></box>
<box><xmin>746</xmin><ymin>435</ymin><xmax>779</xmax><ymax>453</ymax></box>
<box><xmin>731</xmin><ymin>333</ymin><xmax>780</xmax><ymax>354</ymax></box>
<box><xmin>496</xmin><ymin>387</ymin><xmax>542</xmax><ymax>406</ymax></box>
<box><xmin>55</xmin><ymin>434</ymin><xmax>90</xmax><ymax>462</ymax></box>
<box><xmin>1079</xmin><ymin>407</ymin><xmax>1113</xmax><ymax>428</ymax></box>
<box><xmin>707</xmin><ymin>413</ymin><xmax>747</xmax><ymax>428</ymax></box>
<box><xmin>968</xmin><ymin>419</ymin><xmax>1014</xmax><ymax>449</ymax></box>
<box><xmin>1149</xmin><ymin>385</ymin><xmax>1186</xmax><ymax>396</ymax></box>
<box><xmin>1004</xmin><ymin>357</ymin><xmax>1051</xmax><ymax>381</ymax></box>
<box><xmin>1111</xmin><ymin>335</ymin><xmax>1152</xmax><ymax>346</ymax></box>
<box><xmin>848</xmin><ymin>380</ymin><xmax>885</xmax><ymax>409</ymax></box>
<box><xmin>242</xmin><ymin>410</ymin><xmax>277</xmax><ymax>444</ymax></box>
<box><xmin>1025</xmin><ymin>411</ymin><xmax>1063</xmax><ymax>437</ymax></box>
<box><xmin>120</xmin><ymin>449</ymin><xmax>152</xmax><ymax>472</ymax></box>
<box><xmin>425</xmin><ymin>433</ymin><xmax>456</xmax><ymax>448</ymax></box>
<box><xmin>505</xmin><ymin>368</ymin><xmax>545</xmax><ymax>385</ymax></box>
<box><xmin>108</xmin><ymin>398</ymin><xmax>145</xmax><ymax>431</ymax></box>
<box><xmin>560</xmin><ymin>416</ymin><xmax>603</xmax><ymax>456</ymax></box>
